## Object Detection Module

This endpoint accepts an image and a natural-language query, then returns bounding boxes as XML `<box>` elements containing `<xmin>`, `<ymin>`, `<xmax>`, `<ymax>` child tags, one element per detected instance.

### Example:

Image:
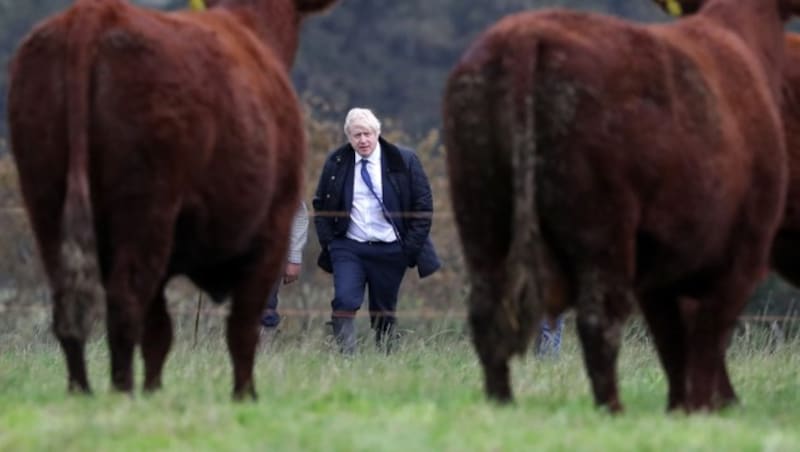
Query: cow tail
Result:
<box><xmin>503</xmin><ymin>39</ymin><xmax>549</xmax><ymax>351</ymax></box>
<box><xmin>54</xmin><ymin>2</ymin><xmax>105</xmax><ymax>341</ymax></box>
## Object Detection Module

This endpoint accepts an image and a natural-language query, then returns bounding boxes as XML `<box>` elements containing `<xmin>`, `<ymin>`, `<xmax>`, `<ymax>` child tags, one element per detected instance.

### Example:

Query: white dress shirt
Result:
<box><xmin>346</xmin><ymin>143</ymin><xmax>398</xmax><ymax>243</ymax></box>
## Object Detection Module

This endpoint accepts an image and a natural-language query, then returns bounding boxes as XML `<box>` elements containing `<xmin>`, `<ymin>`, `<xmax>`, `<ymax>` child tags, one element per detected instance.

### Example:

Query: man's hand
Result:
<box><xmin>283</xmin><ymin>262</ymin><xmax>301</xmax><ymax>284</ymax></box>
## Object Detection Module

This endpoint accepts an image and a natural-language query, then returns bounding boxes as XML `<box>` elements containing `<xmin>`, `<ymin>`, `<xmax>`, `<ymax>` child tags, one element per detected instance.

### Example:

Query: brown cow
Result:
<box><xmin>7</xmin><ymin>0</ymin><xmax>338</xmax><ymax>399</ymax></box>
<box><xmin>444</xmin><ymin>0</ymin><xmax>800</xmax><ymax>412</ymax></box>
<box><xmin>773</xmin><ymin>33</ymin><xmax>800</xmax><ymax>286</ymax></box>
<box><xmin>653</xmin><ymin>0</ymin><xmax>800</xmax><ymax>409</ymax></box>
<box><xmin>651</xmin><ymin>7</ymin><xmax>800</xmax><ymax>406</ymax></box>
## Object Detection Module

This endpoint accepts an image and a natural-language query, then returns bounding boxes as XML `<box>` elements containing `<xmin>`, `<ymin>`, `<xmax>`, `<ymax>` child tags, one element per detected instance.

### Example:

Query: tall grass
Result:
<box><xmin>1</xmin><ymin>310</ymin><xmax>798</xmax><ymax>451</ymax></box>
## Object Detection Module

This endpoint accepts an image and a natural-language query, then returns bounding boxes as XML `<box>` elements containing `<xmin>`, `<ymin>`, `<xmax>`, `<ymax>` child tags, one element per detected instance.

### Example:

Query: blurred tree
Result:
<box><xmin>0</xmin><ymin>0</ymin><xmax>668</xmax><ymax>143</ymax></box>
<box><xmin>292</xmin><ymin>0</ymin><xmax>667</xmax><ymax>136</ymax></box>
<box><xmin>0</xmin><ymin>0</ymin><xmax>66</xmax><ymax>138</ymax></box>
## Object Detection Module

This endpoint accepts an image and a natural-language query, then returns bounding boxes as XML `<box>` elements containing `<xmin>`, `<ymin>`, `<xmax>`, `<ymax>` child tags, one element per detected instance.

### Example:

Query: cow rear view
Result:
<box><xmin>444</xmin><ymin>0</ymin><xmax>800</xmax><ymax>412</ymax></box>
<box><xmin>8</xmin><ymin>0</ymin><xmax>339</xmax><ymax>399</ymax></box>
<box><xmin>772</xmin><ymin>33</ymin><xmax>800</xmax><ymax>286</ymax></box>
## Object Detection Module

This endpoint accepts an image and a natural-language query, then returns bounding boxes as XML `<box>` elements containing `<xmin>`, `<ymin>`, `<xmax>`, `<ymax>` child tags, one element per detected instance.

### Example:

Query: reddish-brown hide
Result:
<box><xmin>7</xmin><ymin>0</ymin><xmax>337</xmax><ymax>399</ymax></box>
<box><xmin>444</xmin><ymin>0</ymin><xmax>800</xmax><ymax>412</ymax></box>
<box><xmin>773</xmin><ymin>33</ymin><xmax>800</xmax><ymax>285</ymax></box>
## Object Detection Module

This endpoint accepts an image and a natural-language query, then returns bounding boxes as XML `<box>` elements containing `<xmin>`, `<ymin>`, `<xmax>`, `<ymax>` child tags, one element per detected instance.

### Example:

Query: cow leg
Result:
<box><xmin>468</xmin><ymin>274</ymin><xmax>538</xmax><ymax>404</ymax></box>
<box><xmin>142</xmin><ymin>282</ymin><xmax>172</xmax><ymax>392</ymax></box>
<box><xmin>58</xmin><ymin>334</ymin><xmax>91</xmax><ymax>394</ymax></box>
<box><xmin>104</xmin><ymin>210</ymin><xmax>175</xmax><ymax>393</ymax></box>
<box><xmin>685</xmin><ymin>326</ymin><xmax>739</xmax><ymax>411</ymax></box>
<box><xmin>105</xmin><ymin>265</ymin><xmax>145</xmax><ymax>392</ymax></box>
<box><xmin>713</xmin><ymin>345</ymin><xmax>737</xmax><ymax>408</ymax></box>
<box><xmin>681</xmin><ymin>294</ymin><xmax>740</xmax><ymax>411</ymax></box>
<box><xmin>226</xmin><ymin>287</ymin><xmax>268</xmax><ymax>401</ymax></box>
<box><xmin>468</xmin><ymin>289</ymin><xmax>512</xmax><ymax>403</ymax></box>
<box><xmin>651</xmin><ymin>295</ymin><xmax>737</xmax><ymax>412</ymax></box>
<box><xmin>696</xmin><ymin>301</ymin><xmax>737</xmax><ymax>408</ymax></box>
<box><xmin>52</xmin><ymin>284</ymin><xmax>97</xmax><ymax>394</ymax></box>
<box><xmin>574</xmin><ymin>271</ymin><xmax>632</xmax><ymax>413</ymax></box>
<box><xmin>707</xmin><ymin>340</ymin><xmax>737</xmax><ymax>409</ymax></box>
<box><xmin>638</xmin><ymin>294</ymin><xmax>687</xmax><ymax>411</ymax></box>
<box><xmin>226</xmin><ymin>214</ymin><xmax>292</xmax><ymax>401</ymax></box>
<box><xmin>40</xmin><ymin>238</ymin><xmax>95</xmax><ymax>394</ymax></box>
<box><xmin>682</xmin><ymin>316</ymin><xmax>719</xmax><ymax>411</ymax></box>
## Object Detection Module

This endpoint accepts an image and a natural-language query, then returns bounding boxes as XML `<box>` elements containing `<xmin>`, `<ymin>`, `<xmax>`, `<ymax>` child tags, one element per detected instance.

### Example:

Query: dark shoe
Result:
<box><xmin>261</xmin><ymin>310</ymin><xmax>281</xmax><ymax>328</ymax></box>
<box><xmin>331</xmin><ymin>316</ymin><xmax>356</xmax><ymax>355</ymax></box>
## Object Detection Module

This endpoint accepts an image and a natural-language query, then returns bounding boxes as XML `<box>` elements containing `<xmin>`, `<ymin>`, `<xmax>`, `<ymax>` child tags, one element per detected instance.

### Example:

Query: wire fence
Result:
<box><xmin>2</xmin><ymin>298</ymin><xmax>798</xmax><ymax>323</ymax></box>
<box><xmin>2</xmin><ymin>148</ymin><xmax>799</xmax><ymax>321</ymax></box>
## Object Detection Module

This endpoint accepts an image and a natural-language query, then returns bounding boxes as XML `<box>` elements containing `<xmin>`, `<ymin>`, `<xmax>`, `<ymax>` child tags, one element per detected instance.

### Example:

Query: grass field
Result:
<box><xmin>1</xmin><ymin>310</ymin><xmax>798</xmax><ymax>452</ymax></box>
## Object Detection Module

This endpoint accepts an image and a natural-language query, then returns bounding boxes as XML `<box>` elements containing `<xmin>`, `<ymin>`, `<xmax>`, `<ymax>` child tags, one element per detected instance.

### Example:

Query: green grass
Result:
<box><xmin>1</xmin><ymin>315</ymin><xmax>798</xmax><ymax>452</ymax></box>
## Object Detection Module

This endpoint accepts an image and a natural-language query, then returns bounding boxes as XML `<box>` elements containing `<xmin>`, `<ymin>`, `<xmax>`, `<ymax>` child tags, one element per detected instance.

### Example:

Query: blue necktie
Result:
<box><xmin>360</xmin><ymin>159</ymin><xmax>402</xmax><ymax>243</ymax></box>
<box><xmin>360</xmin><ymin>158</ymin><xmax>377</xmax><ymax>195</ymax></box>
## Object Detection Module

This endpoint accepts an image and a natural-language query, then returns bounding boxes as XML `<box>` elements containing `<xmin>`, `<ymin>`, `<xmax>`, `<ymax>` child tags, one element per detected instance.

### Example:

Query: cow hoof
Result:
<box><xmin>67</xmin><ymin>381</ymin><xmax>92</xmax><ymax>395</ymax></box>
<box><xmin>232</xmin><ymin>386</ymin><xmax>258</xmax><ymax>402</ymax></box>
<box><xmin>143</xmin><ymin>381</ymin><xmax>162</xmax><ymax>393</ymax></box>
<box><xmin>605</xmin><ymin>400</ymin><xmax>624</xmax><ymax>414</ymax></box>
<box><xmin>486</xmin><ymin>383</ymin><xmax>514</xmax><ymax>404</ymax></box>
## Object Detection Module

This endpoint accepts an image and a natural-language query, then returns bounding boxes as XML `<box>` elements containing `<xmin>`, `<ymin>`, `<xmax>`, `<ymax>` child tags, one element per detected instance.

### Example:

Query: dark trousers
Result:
<box><xmin>261</xmin><ymin>282</ymin><xmax>281</xmax><ymax>328</ymax></box>
<box><xmin>535</xmin><ymin>315</ymin><xmax>564</xmax><ymax>357</ymax></box>
<box><xmin>329</xmin><ymin>238</ymin><xmax>407</xmax><ymax>328</ymax></box>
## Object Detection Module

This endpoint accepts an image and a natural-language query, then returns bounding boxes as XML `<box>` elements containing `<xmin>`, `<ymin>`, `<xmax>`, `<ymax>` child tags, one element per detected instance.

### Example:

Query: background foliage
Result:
<box><xmin>292</xmin><ymin>0</ymin><xmax>667</xmax><ymax>136</ymax></box>
<box><xmin>0</xmin><ymin>0</ymin><xmax>669</xmax><ymax>139</ymax></box>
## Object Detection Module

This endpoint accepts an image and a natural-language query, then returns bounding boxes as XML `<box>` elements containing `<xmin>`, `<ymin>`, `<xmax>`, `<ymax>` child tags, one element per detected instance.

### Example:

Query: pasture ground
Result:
<box><xmin>1</xmin><ymin>306</ymin><xmax>798</xmax><ymax>452</ymax></box>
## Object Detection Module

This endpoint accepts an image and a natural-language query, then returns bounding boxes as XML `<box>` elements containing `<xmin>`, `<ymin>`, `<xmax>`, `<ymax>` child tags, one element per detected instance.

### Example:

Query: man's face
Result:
<box><xmin>347</xmin><ymin>124</ymin><xmax>378</xmax><ymax>157</ymax></box>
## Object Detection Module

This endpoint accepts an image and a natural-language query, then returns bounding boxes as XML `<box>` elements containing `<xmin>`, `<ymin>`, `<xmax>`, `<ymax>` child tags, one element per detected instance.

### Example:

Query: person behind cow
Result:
<box><xmin>534</xmin><ymin>315</ymin><xmax>564</xmax><ymax>358</ymax></box>
<box><xmin>313</xmin><ymin>107</ymin><xmax>440</xmax><ymax>354</ymax></box>
<box><xmin>261</xmin><ymin>202</ymin><xmax>309</xmax><ymax>331</ymax></box>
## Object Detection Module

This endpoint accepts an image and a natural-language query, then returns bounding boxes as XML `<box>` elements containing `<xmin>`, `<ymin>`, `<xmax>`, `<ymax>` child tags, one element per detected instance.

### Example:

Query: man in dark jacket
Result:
<box><xmin>313</xmin><ymin>108</ymin><xmax>439</xmax><ymax>354</ymax></box>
